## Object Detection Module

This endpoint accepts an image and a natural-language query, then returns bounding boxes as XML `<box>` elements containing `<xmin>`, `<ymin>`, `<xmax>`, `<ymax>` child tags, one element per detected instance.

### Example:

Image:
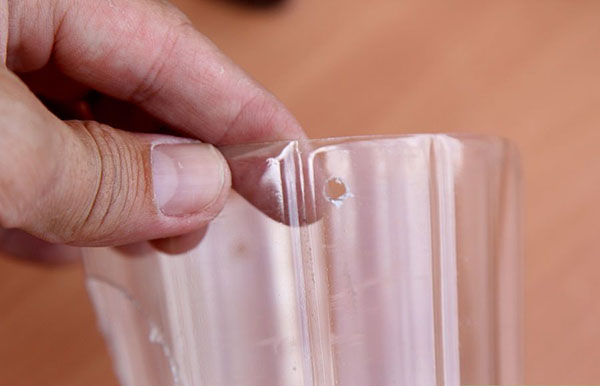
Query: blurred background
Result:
<box><xmin>1</xmin><ymin>0</ymin><xmax>599</xmax><ymax>384</ymax></box>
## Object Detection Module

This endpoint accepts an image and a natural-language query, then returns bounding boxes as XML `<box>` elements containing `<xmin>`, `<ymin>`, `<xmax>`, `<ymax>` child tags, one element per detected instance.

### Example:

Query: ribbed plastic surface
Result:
<box><xmin>83</xmin><ymin>135</ymin><xmax>522</xmax><ymax>386</ymax></box>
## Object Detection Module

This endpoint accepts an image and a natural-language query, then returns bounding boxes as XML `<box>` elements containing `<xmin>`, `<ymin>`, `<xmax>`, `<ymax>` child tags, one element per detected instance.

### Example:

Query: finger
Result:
<box><xmin>0</xmin><ymin>68</ymin><xmax>231</xmax><ymax>246</ymax></box>
<box><xmin>7</xmin><ymin>0</ymin><xmax>305</xmax><ymax>145</ymax></box>
<box><xmin>221</xmin><ymin>141</ymin><xmax>327</xmax><ymax>225</ymax></box>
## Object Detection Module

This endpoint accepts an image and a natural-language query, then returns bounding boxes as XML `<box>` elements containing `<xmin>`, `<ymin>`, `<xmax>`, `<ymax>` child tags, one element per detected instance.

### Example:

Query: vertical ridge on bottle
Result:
<box><xmin>429</xmin><ymin>136</ymin><xmax>461</xmax><ymax>386</ymax></box>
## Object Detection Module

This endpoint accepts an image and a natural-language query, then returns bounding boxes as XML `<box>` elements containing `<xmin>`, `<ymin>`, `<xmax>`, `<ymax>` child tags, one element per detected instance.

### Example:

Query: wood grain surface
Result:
<box><xmin>1</xmin><ymin>0</ymin><xmax>599</xmax><ymax>384</ymax></box>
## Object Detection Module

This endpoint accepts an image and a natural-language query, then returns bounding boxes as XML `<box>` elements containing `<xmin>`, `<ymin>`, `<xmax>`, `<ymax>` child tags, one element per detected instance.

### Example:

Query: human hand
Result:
<box><xmin>0</xmin><ymin>0</ymin><xmax>304</xmax><ymax>262</ymax></box>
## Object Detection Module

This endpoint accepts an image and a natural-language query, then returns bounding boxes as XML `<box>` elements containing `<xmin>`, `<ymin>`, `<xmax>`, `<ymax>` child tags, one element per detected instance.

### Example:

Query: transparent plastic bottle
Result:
<box><xmin>83</xmin><ymin>134</ymin><xmax>522</xmax><ymax>386</ymax></box>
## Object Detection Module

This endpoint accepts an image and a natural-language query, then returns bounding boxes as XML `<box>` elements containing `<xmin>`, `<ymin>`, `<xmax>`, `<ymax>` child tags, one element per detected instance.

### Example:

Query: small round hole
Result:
<box><xmin>324</xmin><ymin>177</ymin><xmax>351</xmax><ymax>207</ymax></box>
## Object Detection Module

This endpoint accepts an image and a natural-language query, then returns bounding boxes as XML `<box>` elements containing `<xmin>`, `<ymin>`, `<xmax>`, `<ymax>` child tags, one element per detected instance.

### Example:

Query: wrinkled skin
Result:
<box><xmin>0</xmin><ymin>0</ymin><xmax>304</xmax><ymax>262</ymax></box>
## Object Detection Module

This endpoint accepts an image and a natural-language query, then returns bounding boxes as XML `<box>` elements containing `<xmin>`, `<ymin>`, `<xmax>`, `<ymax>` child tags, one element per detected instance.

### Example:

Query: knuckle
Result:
<box><xmin>128</xmin><ymin>12</ymin><xmax>193</xmax><ymax>105</ymax></box>
<box><xmin>62</xmin><ymin>121</ymin><xmax>148</xmax><ymax>244</ymax></box>
<box><xmin>127</xmin><ymin>51</ymin><xmax>170</xmax><ymax>105</ymax></box>
<box><xmin>220</xmin><ymin>91</ymin><xmax>279</xmax><ymax>143</ymax></box>
<box><xmin>220</xmin><ymin>92</ymin><xmax>262</xmax><ymax>142</ymax></box>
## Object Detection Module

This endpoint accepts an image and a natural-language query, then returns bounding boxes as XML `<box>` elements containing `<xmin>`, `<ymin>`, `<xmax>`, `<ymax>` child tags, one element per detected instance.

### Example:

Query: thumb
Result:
<box><xmin>0</xmin><ymin>69</ymin><xmax>230</xmax><ymax>247</ymax></box>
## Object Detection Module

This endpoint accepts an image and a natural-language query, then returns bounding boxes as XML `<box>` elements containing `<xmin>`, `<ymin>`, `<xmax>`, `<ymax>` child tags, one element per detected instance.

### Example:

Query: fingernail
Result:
<box><xmin>152</xmin><ymin>143</ymin><xmax>226</xmax><ymax>216</ymax></box>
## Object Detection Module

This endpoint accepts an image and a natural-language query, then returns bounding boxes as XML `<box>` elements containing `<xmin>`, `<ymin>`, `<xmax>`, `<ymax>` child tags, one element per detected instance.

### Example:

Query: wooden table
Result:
<box><xmin>1</xmin><ymin>0</ymin><xmax>599</xmax><ymax>384</ymax></box>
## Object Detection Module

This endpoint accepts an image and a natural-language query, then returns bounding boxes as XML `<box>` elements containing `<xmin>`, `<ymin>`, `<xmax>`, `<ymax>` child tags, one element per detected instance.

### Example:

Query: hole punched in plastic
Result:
<box><xmin>324</xmin><ymin>177</ymin><xmax>352</xmax><ymax>207</ymax></box>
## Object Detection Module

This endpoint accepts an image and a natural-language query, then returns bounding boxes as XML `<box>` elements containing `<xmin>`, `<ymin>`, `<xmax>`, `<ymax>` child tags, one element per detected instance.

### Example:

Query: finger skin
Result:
<box><xmin>0</xmin><ymin>68</ymin><xmax>231</xmax><ymax>247</ymax></box>
<box><xmin>6</xmin><ymin>0</ymin><xmax>305</xmax><ymax>145</ymax></box>
<box><xmin>0</xmin><ymin>0</ymin><xmax>307</xmax><ymax>259</ymax></box>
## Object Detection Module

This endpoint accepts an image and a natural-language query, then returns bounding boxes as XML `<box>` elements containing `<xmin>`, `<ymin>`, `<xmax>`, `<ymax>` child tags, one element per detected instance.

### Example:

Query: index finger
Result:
<box><xmin>6</xmin><ymin>0</ymin><xmax>305</xmax><ymax>145</ymax></box>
